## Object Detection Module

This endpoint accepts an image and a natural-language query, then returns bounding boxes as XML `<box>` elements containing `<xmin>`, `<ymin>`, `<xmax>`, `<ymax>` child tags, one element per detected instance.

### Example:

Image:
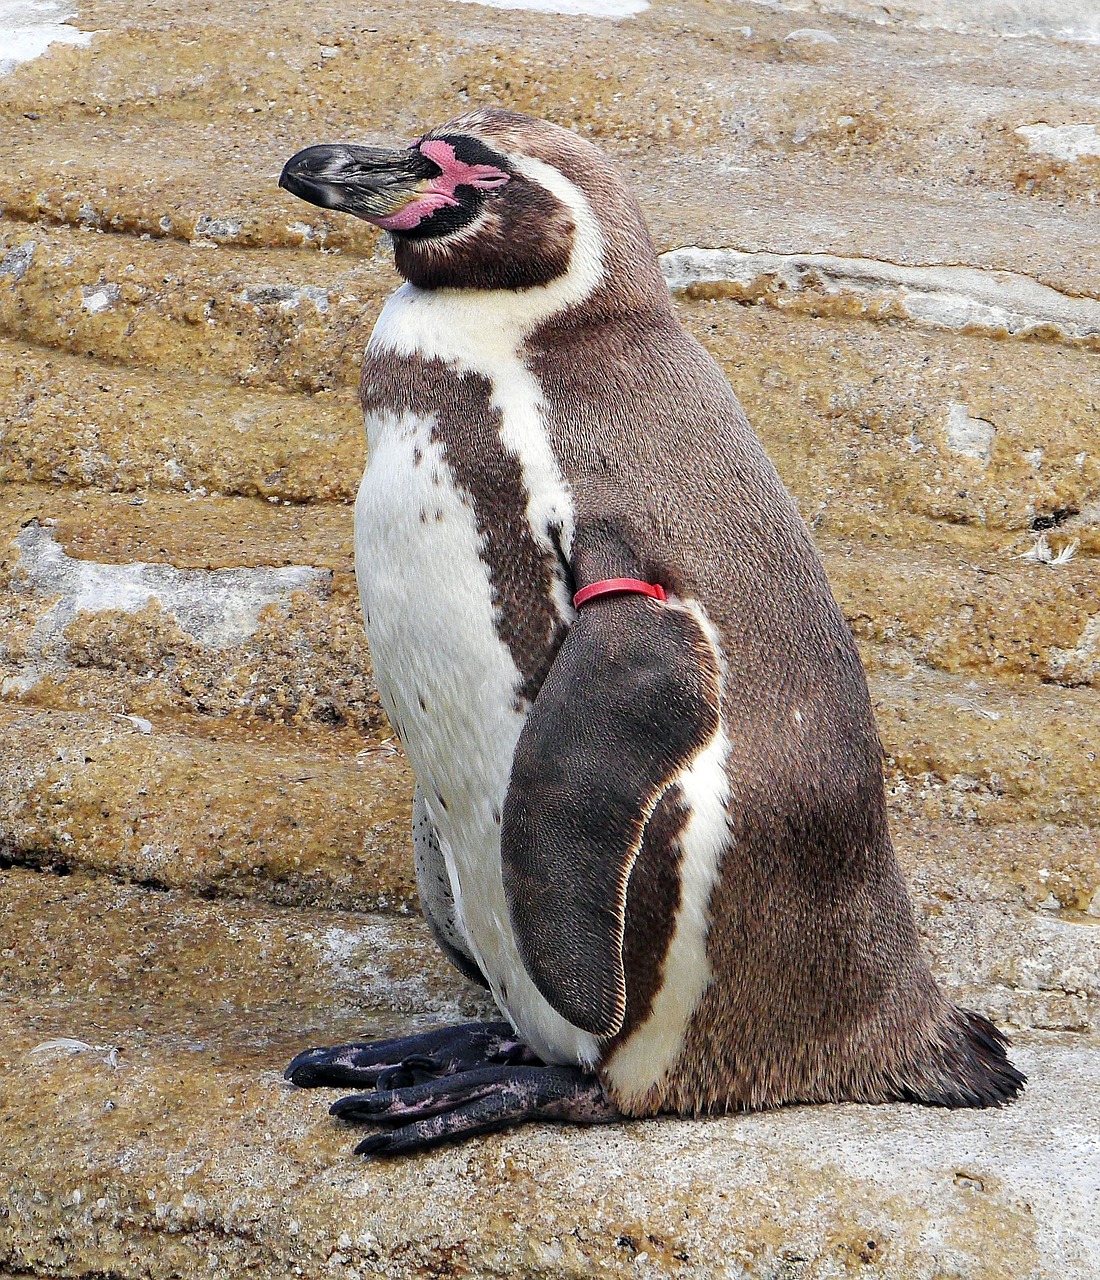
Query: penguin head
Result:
<box><xmin>280</xmin><ymin>109</ymin><xmax>668</xmax><ymax>303</ymax></box>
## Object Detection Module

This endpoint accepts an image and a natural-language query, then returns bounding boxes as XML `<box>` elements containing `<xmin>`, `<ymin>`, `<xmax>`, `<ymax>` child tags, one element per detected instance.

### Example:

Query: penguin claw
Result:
<box><xmin>353</xmin><ymin>1131</ymin><xmax>404</xmax><ymax>1157</ymax></box>
<box><xmin>351</xmin><ymin>1105</ymin><xmax>505</xmax><ymax>1158</ymax></box>
<box><xmin>331</xmin><ymin>1065</ymin><xmax>625</xmax><ymax>1156</ymax></box>
<box><xmin>284</xmin><ymin>1043</ymin><xmax>389</xmax><ymax>1089</ymax></box>
<box><xmin>284</xmin><ymin>1021</ymin><xmax>539</xmax><ymax>1090</ymax></box>
<box><xmin>285</xmin><ymin>1022</ymin><xmax>619</xmax><ymax>1154</ymax></box>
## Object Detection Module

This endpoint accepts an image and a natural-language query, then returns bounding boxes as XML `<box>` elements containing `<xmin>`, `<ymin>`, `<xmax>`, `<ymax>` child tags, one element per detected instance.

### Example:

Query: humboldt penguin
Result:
<box><xmin>278</xmin><ymin>109</ymin><xmax>1024</xmax><ymax>1155</ymax></box>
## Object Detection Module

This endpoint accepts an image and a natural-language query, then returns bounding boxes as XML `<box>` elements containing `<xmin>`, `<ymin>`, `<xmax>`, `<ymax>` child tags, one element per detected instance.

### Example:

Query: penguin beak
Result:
<box><xmin>279</xmin><ymin>143</ymin><xmax>442</xmax><ymax>224</ymax></box>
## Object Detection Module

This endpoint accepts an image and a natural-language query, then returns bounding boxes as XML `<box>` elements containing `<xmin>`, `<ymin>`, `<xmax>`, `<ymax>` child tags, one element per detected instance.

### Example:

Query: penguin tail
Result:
<box><xmin>896</xmin><ymin>1006</ymin><xmax>1027</xmax><ymax>1109</ymax></box>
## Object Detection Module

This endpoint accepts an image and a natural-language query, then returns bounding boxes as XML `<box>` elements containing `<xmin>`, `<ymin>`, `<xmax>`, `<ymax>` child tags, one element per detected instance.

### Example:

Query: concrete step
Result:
<box><xmin>0</xmin><ymin>863</ymin><xmax>1096</xmax><ymax>1279</ymax></box>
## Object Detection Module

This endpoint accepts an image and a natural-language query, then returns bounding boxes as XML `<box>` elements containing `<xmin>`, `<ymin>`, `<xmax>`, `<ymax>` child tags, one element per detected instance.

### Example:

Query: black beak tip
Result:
<box><xmin>278</xmin><ymin>147</ymin><xmax>305</xmax><ymax>183</ymax></box>
<box><xmin>278</xmin><ymin>156</ymin><xmax>302</xmax><ymax>197</ymax></box>
<box><xmin>279</xmin><ymin>146</ymin><xmax>337</xmax><ymax>200</ymax></box>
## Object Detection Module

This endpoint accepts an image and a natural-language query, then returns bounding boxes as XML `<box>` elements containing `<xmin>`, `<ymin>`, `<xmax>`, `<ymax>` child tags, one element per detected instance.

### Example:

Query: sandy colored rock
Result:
<box><xmin>698</xmin><ymin>306</ymin><xmax>1100</xmax><ymax>543</ymax></box>
<box><xmin>0</xmin><ymin>341</ymin><xmax>365</xmax><ymax>502</ymax></box>
<box><xmin>2</xmin><ymin>0</ymin><xmax>1098</xmax><ymax>279</ymax></box>
<box><xmin>5</xmin><ymin>263</ymin><xmax>1096</xmax><ymax>537</ymax></box>
<box><xmin>830</xmin><ymin>539</ymin><xmax>1099</xmax><ymax>685</ymax></box>
<box><xmin>0</xmin><ymin>482</ymin><xmax>356</xmax><ymax>572</ymax></box>
<box><xmin>896</xmin><ymin>821</ymin><xmax>1100</xmax><ymax>1035</ymax></box>
<box><xmin>1</xmin><ymin>866</ymin><xmax>1097</xmax><ymax>1280</ymax></box>
<box><xmin>871</xmin><ymin>667</ymin><xmax>1100</xmax><ymax>825</ymax></box>
<box><xmin>0</xmin><ymin>867</ymin><xmax>490</xmax><ymax>1053</ymax></box>
<box><xmin>0</xmin><ymin>708</ymin><xmax>416</xmax><ymax>911</ymax></box>
<box><xmin>1</xmin><ymin>0</ymin><xmax>1098</xmax><ymax>1274</ymax></box>
<box><xmin>3</xmin><ymin>701</ymin><xmax>1098</xmax><ymax>1000</ymax></box>
<box><xmin>0</xmin><ymin>493</ymin><xmax>382</xmax><ymax>734</ymax></box>
<box><xmin>0</xmin><ymin>223</ymin><xmax>387</xmax><ymax>393</ymax></box>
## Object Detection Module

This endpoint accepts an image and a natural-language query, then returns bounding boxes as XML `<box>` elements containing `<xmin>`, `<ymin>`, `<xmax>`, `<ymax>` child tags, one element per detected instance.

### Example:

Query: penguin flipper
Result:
<box><xmin>502</xmin><ymin>591</ymin><xmax>722</xmax><ymax>1038</ymax></box>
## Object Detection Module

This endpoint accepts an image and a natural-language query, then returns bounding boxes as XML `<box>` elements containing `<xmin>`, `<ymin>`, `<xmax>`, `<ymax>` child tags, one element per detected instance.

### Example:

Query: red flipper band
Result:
<box><xmin>573</xmin><ymin>578</ymin><xmax>667</xmax><ymax>609</ymax></box>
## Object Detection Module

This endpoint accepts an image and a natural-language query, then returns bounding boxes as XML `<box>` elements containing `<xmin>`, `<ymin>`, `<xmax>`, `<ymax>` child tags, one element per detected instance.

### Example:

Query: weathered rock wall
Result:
<box><xmin>1</xmin><ymin>0</ymin><xmax>1098</xmax><ymax>1275</ymax></box>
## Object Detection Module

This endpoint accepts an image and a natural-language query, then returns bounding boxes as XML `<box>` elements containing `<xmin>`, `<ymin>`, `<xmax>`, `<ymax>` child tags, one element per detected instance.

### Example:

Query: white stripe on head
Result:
<box><xmin>369</xmin><ymin>156</ymin><xmax>605</xmax><ymax>355</ymax></box>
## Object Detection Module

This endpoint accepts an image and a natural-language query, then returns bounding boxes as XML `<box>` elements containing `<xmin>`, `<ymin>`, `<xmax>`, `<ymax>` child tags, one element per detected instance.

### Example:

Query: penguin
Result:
<box><xmin>278</xmin><ymin>109</ymin><xmax>1025</xmax><ymax>1155</ymax></box>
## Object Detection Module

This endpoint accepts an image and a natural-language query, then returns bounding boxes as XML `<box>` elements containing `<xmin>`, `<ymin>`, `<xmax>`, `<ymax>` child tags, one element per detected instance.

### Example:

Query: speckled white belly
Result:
<box><xmin>354</xmin><ymin>408</ymin><xmax>600</xmax><ymax>1069</ymax></box>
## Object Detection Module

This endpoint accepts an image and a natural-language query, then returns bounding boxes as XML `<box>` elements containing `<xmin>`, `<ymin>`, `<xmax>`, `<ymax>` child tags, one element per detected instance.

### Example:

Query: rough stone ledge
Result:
<box><xmin>0</xmin><ymin>222</ymin><xmax>388</xmax><ymax>394</ymax></box>
<box><xmin>832</xmin><ymin>539</ymin><xmax>1099</xmax><ymax>687</ymax></box>
<box><xmin>0</xmin><ymin>707</ymin><xmax>416</xmax><ymax>912</ymax></box>
<box><xmin>694</xmin><ymin>306</ymin><xmax>1100</xmax><ymax>544</ymax></box>
<box><xmin>772</xmin><ymin>0</ymin><xmax>1100</xmax><ymax>43</ymax></box>
<box><xmin>2</xmin><ymin>699</ymin><xmax>1098</xmax><ymax>923</ymax></box>
<box><xmin>2</xmin><ymin>1038</ymin><xmax>1097</xmax><ymax>1280</ymax></box>
<box><xmin>871</xmin><ymin>667</ymin><xmax>1100</xmax><ymax>825</ymax></box>
<box><xmin>0</xmin><ymin>482</ymin><xmax>357</xmax><ymax>574</ymax></box>
<box><xmin>1</xmin><ymin>864</ymin><xmax>1098</xmax><ymax>1280</ymax></box>
<box><xmin>0</xmin><ymin>337</ymin><xmax>364</xmax><ymax>504</ymax></box>
<box><xmin>0</xmin><ymin>504</ymin><xmax>382</xmax><ymax>736</ymax></box>
<box><xmin>662</xmin><ymin>248</ymin><xmax>1100</xmax><ymax>348</ymax></box>
<box><xmin>3</xmin><ymin>487</ymin><xmax>1097</xmax><ymax>720</ymax></box>
<box><xmin>6</xmin><ymin>522</ymin><xmax>328</xmax><ymax>680</ymax></box>
<box><xmin>8</xmin><ymin>315</ymin><xmax>1100</xmax><ymax>551</ymax></box>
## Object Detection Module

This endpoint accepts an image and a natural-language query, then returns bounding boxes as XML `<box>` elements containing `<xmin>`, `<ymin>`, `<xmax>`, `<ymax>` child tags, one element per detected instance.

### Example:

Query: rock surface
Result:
<box><xmin>3</xmin><ymin>865</ymin><xmax>1098</xmax><ymax>1280</ymax></box>
<box><xmin>1</xmin><ymin>0</ymin><xmax>1098</xmax><ymax>1275</ymax></box>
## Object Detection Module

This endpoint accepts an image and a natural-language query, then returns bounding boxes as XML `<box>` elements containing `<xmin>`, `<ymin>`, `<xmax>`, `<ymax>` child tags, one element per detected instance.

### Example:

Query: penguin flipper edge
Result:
<box><xmin>502</xmin><ymin>591</ymin><xmax>722</xmax><ymax>1039</ymax></box>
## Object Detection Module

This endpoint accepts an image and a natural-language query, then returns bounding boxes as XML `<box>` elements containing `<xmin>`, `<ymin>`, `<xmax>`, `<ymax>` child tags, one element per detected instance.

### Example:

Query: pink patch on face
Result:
<box><xmin>373</xmin><ymin>191</ymin><xmax>460</xmax><ymax>232</ymax></box>
<box><xmin>373</xmin><ymin>138</ymin><xmax>510</xmax><ymax>232</ymax></box>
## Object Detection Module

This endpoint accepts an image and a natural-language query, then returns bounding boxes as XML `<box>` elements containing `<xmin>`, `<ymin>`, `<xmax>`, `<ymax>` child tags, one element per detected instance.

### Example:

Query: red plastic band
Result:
<box><xmin>573</xmin><ymin>578</ymin><xmax>667</xmax><ymax>609</ymax></box>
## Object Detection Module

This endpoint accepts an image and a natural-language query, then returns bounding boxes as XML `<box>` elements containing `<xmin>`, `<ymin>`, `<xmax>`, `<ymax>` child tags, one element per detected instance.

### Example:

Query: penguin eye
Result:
<box><xmin>418</xmin><ymin>136</ymin><xmax>513</xmax><ymax>196</ymax></box>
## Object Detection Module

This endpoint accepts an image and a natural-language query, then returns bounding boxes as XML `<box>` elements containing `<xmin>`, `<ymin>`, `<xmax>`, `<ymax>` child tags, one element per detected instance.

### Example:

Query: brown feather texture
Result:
<box><xmin>347</xmin><ymin>108</ymin><xmax>1026</xmax><ymax>1117</ymax></box>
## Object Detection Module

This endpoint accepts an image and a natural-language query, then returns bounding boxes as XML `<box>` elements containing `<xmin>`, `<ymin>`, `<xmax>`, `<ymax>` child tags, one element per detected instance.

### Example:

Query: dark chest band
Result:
<box><xmin>573</xmin><ymin>578</ymin><xmax>668</xmax><ymax>609</ymax></box>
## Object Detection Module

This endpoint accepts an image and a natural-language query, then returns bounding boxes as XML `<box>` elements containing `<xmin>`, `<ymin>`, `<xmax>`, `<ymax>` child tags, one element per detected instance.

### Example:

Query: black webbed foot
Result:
<box><xmin>285</xmin><ymin>1020</ymin><xmax>623</xmax><ymax>1155</ymax></box>
<box><xmin>284</xmin><ymin>1020</ymin><xmax>537</xmax><ymax>1090</ymax></box>
<box><xmin>333</xmin><ymin>1064</ymin><xmax>624</xmax><ymax>1156</ymax></box>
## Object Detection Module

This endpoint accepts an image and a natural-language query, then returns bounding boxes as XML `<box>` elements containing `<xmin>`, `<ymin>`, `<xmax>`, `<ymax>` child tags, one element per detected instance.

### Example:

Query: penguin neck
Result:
<box><xmin>376</xmin><ymin>153</ymin><xmax>670</xmax><ymax>358</ymax></box>
<box><xmin>378</xmin><ymin>156</ymin><xmax>605</xmax><ymax>357</ymax></box>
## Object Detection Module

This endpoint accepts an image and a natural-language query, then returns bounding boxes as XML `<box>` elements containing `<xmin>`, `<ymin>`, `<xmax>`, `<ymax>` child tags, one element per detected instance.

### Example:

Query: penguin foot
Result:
<box><xmin>330</xmin><ymin>1064</ymin><xmax>624</xmax><ymax>1156</ymax></box>
<box><xmin>284</xmin><ymin>1020</ymin><xmax>537</xmax><ymax>1090</ymax></box>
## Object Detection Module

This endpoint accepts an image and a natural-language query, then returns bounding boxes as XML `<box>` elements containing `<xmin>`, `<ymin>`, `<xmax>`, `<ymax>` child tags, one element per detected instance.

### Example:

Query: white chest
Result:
<box><xmin>355</xmin><ymin>410</ymin><xmax>520</xmax><ymax>823</ymax></box>
<box><xmin>350</xmin><ymin>157</ymin><xmax>613</xmax><ymax>1066</ymax></box>
<box><xmin>355</xmin><ymin>401</ymin><xmax>597</xmax><ymax>1069</ymax></box>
